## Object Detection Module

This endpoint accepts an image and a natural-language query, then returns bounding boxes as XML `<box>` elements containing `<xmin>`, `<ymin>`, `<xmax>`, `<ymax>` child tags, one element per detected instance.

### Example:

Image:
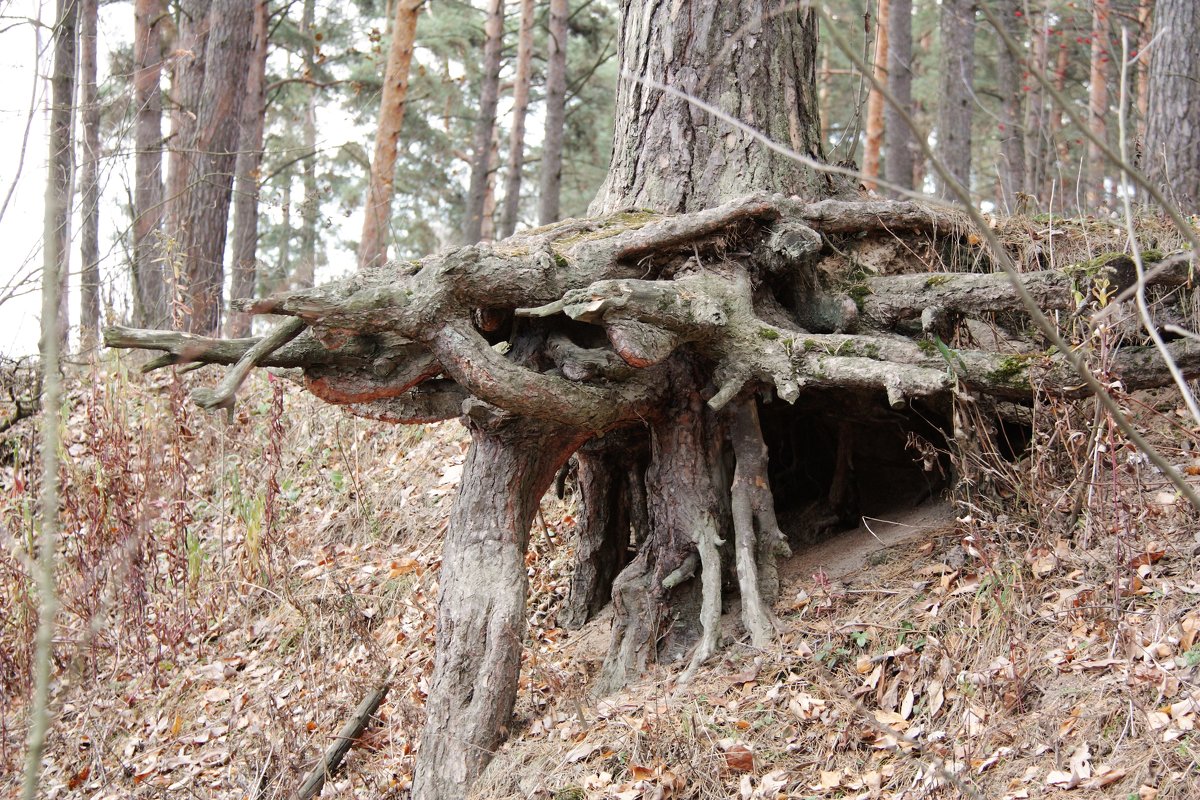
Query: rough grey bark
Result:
<box><xmin>884</xmin><ymin>0</ymin><xmax>914</xmax><ymax>195</ymax></box>
<box><xmin>538</xmin><ymin>0</ymin><xmax>568</xmax><ymax>225</ymax></box>
<box><xmin>560</xmin><ymin>435</ymin><xmax>642</xmax><ymax>630</ymax></box>
<box><xmin>463</xmin><ymin>0</ymin><xmax>504</xmax><ymax>244</ymax></box>
<box><xmin>79</xmin><ymin>0</ymin><xmax>102</xmax><ymax>350</ymax></box>
<box><xmin>46</xmin><ymin>0</ymin><xmax>77</xmax><ymax>351</ymax></box>
<box><xmin>227</xmin><ymin>0</ymin><xmax>269</xmax><ymax>338</ymax></box>
<box><xmin>591</xmin><ymin>0</ymin><xmax>826</xmax><ymax>214</ymax></box>
<box><xmin>133</xmin><ymin>0</ymin><xmax>169</xmax><ymax>328</ymax></box>
<box><xmin>413</xmin><ymin>412</ymin><xmax>588</xmax><ymax>800</ymax></box>
<box><xmin>935</xmin><ymin>0</ymin><xmax>976</xmax><ymax>200</ymax></box>
<box><xmin>1144</xmin><ymin>0</ymin><xmax>1200</xmax><ymax>213</ymax></box>
<box><xmin>181</xmin><ymin>0</ymin><xmax>253</xmax><ymax>333</ymax></box>
<box><xmin>165</xmin><ymin>0</ymin><xmax>211</xmax><ymax>252</ymax></box>
<box><xmin>993</xmin><ymin>0</ymin><xmax>1025</xmax><ymax>210</ymax></box>
<box><xmin>498</xmin><ymin>0</ymin><xmax>534</xmax><ymax>239</ymax></box>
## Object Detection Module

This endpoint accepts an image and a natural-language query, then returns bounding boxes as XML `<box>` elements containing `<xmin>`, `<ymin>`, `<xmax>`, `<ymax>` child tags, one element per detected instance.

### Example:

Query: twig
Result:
<box><xmin>294</xmin><ymin>682</ymin><xmax>389</xmax><ymax>800</ymax></box>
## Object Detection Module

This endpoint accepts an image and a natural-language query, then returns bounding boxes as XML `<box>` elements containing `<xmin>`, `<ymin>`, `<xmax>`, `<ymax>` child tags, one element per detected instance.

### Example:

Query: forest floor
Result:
<box><xmin>2</xmin><ymin>358</ymin><xmax>1199</xmax><ymax>800</ymax></box>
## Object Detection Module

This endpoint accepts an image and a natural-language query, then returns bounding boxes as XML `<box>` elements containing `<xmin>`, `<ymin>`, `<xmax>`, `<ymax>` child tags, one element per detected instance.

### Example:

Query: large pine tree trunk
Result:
<box><xmin>863</xmin><ymin>0</ymin><xmax>889</xmax><ymax>192</ymax></box>
<box><xmin>538</xmin><ymin>0</ymin><xmax>568</xmax><ymax>225</ymax></box>
<box><xmin>462</xmin><ymin>0</ymin><xmax>504</xmax><ymax>244</ymax></box>
<box><xmin>359</xmin><ymin>0</ymin><xmax>423</xmax><ymax>269</ymax></box>
<box><xmin>883</xmin><ymin>0</ymin><xmax>913</xmax><ymax>196</ymax></box>
<box><xmin>414</xmin><ymin>411</ymin><xmax>587</xmax><ymax>800</ymax></box>
<box><xmin>1085</xmin><ymin>0</ymin><xmax>1111</xmax><ymax>211</ymax></box>
<box><xmin>79</xmin><ymin>0</ymin><xmax>102</xmax><ymax>351</ymax></box>
<box><xmin>935</xmin><ymin>0</ymin><xmax>976</xmax><ymax>200</ymax></box>
<box><xmin>226</xmin><ymin>0</ymin><xmax>269</xmax><ymax>339</ymax></box>
<box><xmin>133</xmin><ymin>0</ymin><xmax>169</xmax><ymax>328</ymax></box>
<box><xmin>181</xmin><ymin>0</ymin><xmax>253</xmax><ymax>334</ymax></box>
<box><xmin>1144</xmin><ymin>0</ymin><xmax>1200</xmax><ymax>213</ymax></box>
<box><xmin>591</xmin><ymin>0</ymin><xmax>825</xmax><ymax>215</ymax></box>
<box><xmin>497</xmin><ymin>0</ymin><xmax>534</xmax><ymax>239</ymax></box>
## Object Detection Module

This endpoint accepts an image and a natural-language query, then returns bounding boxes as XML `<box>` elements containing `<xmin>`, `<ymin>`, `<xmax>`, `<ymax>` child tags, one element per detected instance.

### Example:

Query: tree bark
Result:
<box><xmin>1135</xmin><ymin>0</ymin><xmax>1152</xmax><ymax>147</ymax></box>
<box><xmin>560</xmin><ymin>432</ymin><xmax>645</xmax><ymax>630</ymax></box>
<box><xmin>165</xmin><ymin>0</ymin><xmax>211</xmax><ymax>256</ymax></box>
<box><xmin>1144</xmin><ymin>0</ymin><xmax>1200</xmax><ymax>213</ymax></box>
<box><xmin>935</xmin><ymin>0</ymin><xmax>976</xmax><ymax>200</ymax></box>
<box><xmin>498</xmin><ymin>0</ymin><xmax>535</xmax><ymax>239</ymax></box>
<box><xmin>46</xmin><ymin>0</ymin><xmax>77</xmax><ymax>352</ymax></box>
<box><xmin>538</xmin><ymin>0</ymin><xmax>568</xmax><ymax>225</ymax></box>
<box><xmin>294</xmin><ymin>0</ymin><xmax>319</xmax><ymax>289</ymax></box>
<box><xmin>79</xmin><ymin>0</ymin><xmax>102</xmax><ymax>351</ymax></box>
<box><xmin>591</xmin><ymin>0</ymin><xmax>826</xmax><ymax>215</ymax></box>
<box><xmin>413</xmin><ymin>410</ymin><xmax>587</xmax><ymax>800</ymax></box>
<box><xmin>226</xmin><ymin>0</ymin><xmax>269</xmax><ymax>339</ymax></box>
<box><xmin>133</xmin><ymin>0</ymin><xmax>169</xmax><ymax>328</ymax></box>
<box><xmin>1085</xmin><ymin>0</ymin><xmax>1111</xmax><ymax>210</ymax></box>
<box><xmin>181</xmin><ymin>0</ymin><xmax>254</xmax><ymax>334</ymax></box>
<box><xmin>462</xmin><ymin>0</ymin><xmax>504</xmax><ymax>244</ymax></box>
<box><xmin>1023</xmin><ymin>3</ymin><xmax>1049</xmax><ymax>209</ymax></box>
<box><xmin>359</xmin><ymin>0</ymin><xmax>423</xmax><ymax>269</ymax></box>
<box><xmin>599</xmin><ymin>363</ymin><xmax>728</xmax><ymax>693</ymax></box>
<box><xmin>864</xmin><ymin>0</ymin><xmax>889</xmax><ymax>192</ymax></box>
<box><xmin>993</xmin><ymin>0</ymin><xmax>1025</xmax><ymax>210</ymax></box>
<box><xmin>883</xmin><ymin>0</ymin><xmax>914</xmax><ymax>196</ymax></box>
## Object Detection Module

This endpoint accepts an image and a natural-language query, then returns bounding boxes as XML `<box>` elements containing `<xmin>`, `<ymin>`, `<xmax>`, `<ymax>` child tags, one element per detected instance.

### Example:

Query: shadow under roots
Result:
<box><xmin>757</xmin><ymin>389</ymin><xmax>956</xmax><ymax>548</ymax></box>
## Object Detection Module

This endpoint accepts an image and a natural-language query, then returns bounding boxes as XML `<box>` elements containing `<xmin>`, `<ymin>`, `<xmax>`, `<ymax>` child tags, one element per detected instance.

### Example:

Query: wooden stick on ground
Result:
<box><xmin>295</xmin><ymin>683</ymin><xmax>389</xmax><ymax>800</ymax></box>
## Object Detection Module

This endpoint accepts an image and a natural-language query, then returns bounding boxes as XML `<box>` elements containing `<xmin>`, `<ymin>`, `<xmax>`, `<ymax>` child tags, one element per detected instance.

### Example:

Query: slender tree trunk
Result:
<box><xmin>181</xmin><ymin>0</ymin><xmax>254</xmax><ymax>334</ymax></box>
<box><xmin>498</xmin><ymin>0</ymin><xmax>534</xmax><ymax>239</ymax></box>
<box><xmin>462</xmin><ymin>0</ymin><xmax>504</xmax><ymax>244</ymax></box>
<box><xmin>994</xmin><ymin>0</ymin><xmax>1025</xmax><ymax>211</ymax></box>
<box><xmin>79</xmin><ymin>0</ymin><xmax>101</xmax><ymax>351</ymax></box>
<box><xmin>883</xmin><ymin>0</ymin><xmax>914</xmax><ymax>196</ymax></box>
<box><xmin>133</xmin><ymin>0</ymin><xmax>169</xmax><ymax>327</ymax></box>
<box><xmin>1145</xmin><ymin>0</ymin><xmax>1200</xmax><ymax>213</ymax></box>
<box><xmin>480</xmin><ymin>134</ymin><xmax>500</xmax><ymax>243</ymax></box>
<box><xmin>165</xmin><ymin>0</ymin><xmax>211</xmax><ymax>255</ymax></box>
<box><xmin>413</xmin><ymin>413</ymin><xmax>587</xmax><ymax>800</ymax></box>
<box><xmin>46</xmin><ymin>0</ymin><xmax>77</xmax><ymax>351</ymax></box>
<box><xmin>1086</xmin><ymin>0</ymin><xmax>1111</xmax><ymax>210</ymax></box>
<box><xmin>538</xmin><ymin>0</ymin><xmax>568</xmax><ymax>224</ymax></box>
<box><xmin>359</xmin><ymin>0</ymin><xmax>423</xmax><ymax>269</ymax></box>
<box><xmin>1048</xmin><ymin>32</ymin><xmax>1070</xmax><ymax>209</ymax></box>
<box><xmin>24</xmin><ymin>1</ymin><xmax>74</xmax><ymax>787</ymax></box>
<box><xmin>278</xmin><ymin>179</ymin><xmax>292</xmax><ymax>292</ymax></box>
<box><xmin>226</xmin><ymin>0</ymin><xmax>269</xmax><ymax>339</ymax></box>
<box><xmin>935</xmin><ymin>0</ymin><xmax>976</xmax><ymax>200</ymax></box>
<box><xmin>864</xmin><ymin>0</ymin><xmax>889</xmax><ymax>191</ymax></box>
<box><xmin>1135</xmin><ymin>0</ymin><xmax>1152</xmax><ymax>148</ymax></box>
<box><xmin>1024</xmin><ymin>3</ymin><xmax>1049</xmax><ymax>208</ymax></box>
<box><xmin>294</xmin><ymin>0</ymin><xmax>319</xmax><ymax>289</ymax></box>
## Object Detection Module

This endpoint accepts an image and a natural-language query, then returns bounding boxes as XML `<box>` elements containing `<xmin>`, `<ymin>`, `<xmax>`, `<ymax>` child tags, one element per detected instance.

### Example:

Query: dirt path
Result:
<box><xmin>778</xmin><ymin>501</ymin><xmax>958</xmax><ymax>594</ymax></box>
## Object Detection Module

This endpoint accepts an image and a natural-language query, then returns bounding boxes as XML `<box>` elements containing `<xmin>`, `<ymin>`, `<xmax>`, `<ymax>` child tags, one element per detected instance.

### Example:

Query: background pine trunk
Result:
<box><xmin>359</xmin><ymin>1</ymin><xmax>423</xmax><ymax>268</ymax></box>
<box><xmin>935</xmin><ymin>0</ymin><xmax>976</xmax><ymax>200</ymax></box>
<box><xmin>462</xmin><ymin>0</ymin><xmax>504</xmax><ymax>244</ymax></box>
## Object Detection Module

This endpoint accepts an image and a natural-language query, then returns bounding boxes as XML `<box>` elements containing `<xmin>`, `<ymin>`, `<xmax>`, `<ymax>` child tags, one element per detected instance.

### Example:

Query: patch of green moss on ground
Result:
<box><xmin>758</xmin><ymin>327</ymin><xmax>780</xmax><ymax>340</ymax></box>
<box><xmin>924</xmin><ymin>274</ymin><xmax>952</xmax><ymax>288</ymax></box>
